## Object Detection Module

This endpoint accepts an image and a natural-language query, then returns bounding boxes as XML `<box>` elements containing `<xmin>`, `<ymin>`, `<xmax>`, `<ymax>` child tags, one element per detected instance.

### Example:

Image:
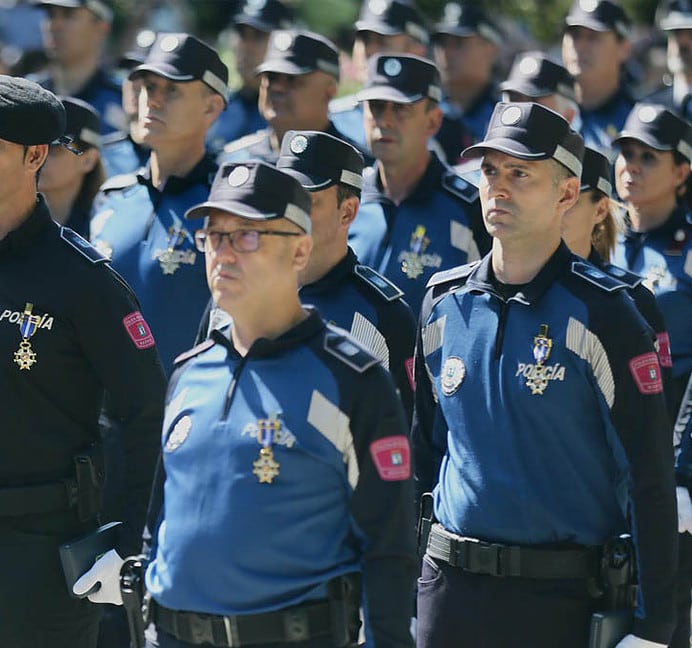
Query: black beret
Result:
<box><xmin>277</xmin><ymin>130</ymin><xmax>364</xmax><ymax>193</ymax></box>
<box><xmin>564</xmin><ymin>0</ymin><xmax>631</xmax><ymax>38</ymax></box>
<box><xmin>462</xmin><ymin>102</ymin><xmax>585</xmax><ymax>177</ymax></box>
<box><xmin>0</xmin><ymin>75</ymin><xmax>65</xmax><ymax>145</ymax></box>
<box><xmin>256</xmin><ymin>30</ymin><xmax>340</xmax><ymax>80</ymax></box>
<box><xmin>580</xmin><ymin>147</ymin><xmax>613</xmax><ymax>197</ymax></box>
<box><xmin>234</xmin><ymin>0</ymin><xmax>294</xmax><ymax>32</ymax></box>
<box><xmin>356</xmin><ymin>0</ymin><xmax>429</xmax><ymax>45</ymax></box>
<box><xmin>500</xmin><ymin>52</ymin><xmax>576</xmax><ymax>102</ymax></box>
<box><xmin>357</xmin><ymin>54</ymin><xmax>442</xmax><ymax>104</ymax></box>
<box><xmin>433</xmin><ymin>3</ymin><xmax>502</xmax><ymax>45</ymax></box>
<box><xmin>185</xmin><ymin>162</ymin><xmax>312</xmax><ymax>233</ymax></box>
<box><xmin>60</xmin><ymin>96</ymin><xmax>101</xmax><ymax>148</ymax></box>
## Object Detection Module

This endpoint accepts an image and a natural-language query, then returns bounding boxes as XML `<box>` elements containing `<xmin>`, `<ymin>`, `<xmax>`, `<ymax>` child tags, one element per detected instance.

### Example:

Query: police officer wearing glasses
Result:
<box><xmin>413</xmin><ymin>102</ymin><xmax>676</xmax><ymax>648</ymax></box>
<box><xmin>127</xmin><ymin>161</ymin><xmax>417</xmax><ymax>648</ymax></box>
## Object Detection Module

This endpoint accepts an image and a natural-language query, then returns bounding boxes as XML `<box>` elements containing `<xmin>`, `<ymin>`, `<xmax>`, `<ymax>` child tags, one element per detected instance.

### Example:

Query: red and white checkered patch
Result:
<box><xmin>656</xmin><ymin>332</ymin><xmax>673</xmax><ymax>369</ymax></box>
<box><xmin>370</xmin><ymin>435</ymin><xmax>411</xmax><ymax>481</ymax></box>
<box><xmin>628</xmin><ymin>352</ymin><xmax>663</xmax><ymax>395</ymax></box>
<box><xmin>123</xmin><ymin>311</ymin><xmax>155</xmax><ymax>350</ymax></box>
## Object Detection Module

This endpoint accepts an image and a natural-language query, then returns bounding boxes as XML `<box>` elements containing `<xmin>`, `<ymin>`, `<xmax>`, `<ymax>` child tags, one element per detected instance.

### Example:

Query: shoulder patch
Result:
<box><xmin>353</xmin><ymin>265</ymin><xmax>404</xmax><ymax>302</ymax></box>
<box><xmin>100</xmin><ymin>173</ymin><xmax>138</xmax><ymax>192</ymax></box>
<box><xmin>324</xmin><ymin>326</ymin><xmax>380</xmax><ymax>373</ymax></box>
<box><xmin>329</xmin><ymin>94</ymin><xmax>359</xmax><ymax>113</ymax></box>
<box><xmin>427</xmin><ymin>262</ymin><xmax>479</xmax><ymax>290</ymax></box>
<box><xmin>223</xmin><ymin>129</ymin><xmax>268</xmax><ymax>153</ymax></box>
<box><xmin>601</xmin><ymin>263</ymin><xmax>643</xmax><ymax>289</ymax></box>
<box><xmin>442</xmin><ymin>170</ymin><xmax>479</xmax><ymax>203</ymax></box>
<box><xmin>173</xmin><ymin>338</ymin><xmax>216</xmax><ymax>366</ymax></box>
<box><xmin>60</xmin><ymin>227</ymin><xmax>109</xmax><ymax>264</ymax></box>
<box><xmin>571</xmin><ymin>261</ymin><xmax>627</xmax><ymax>292</ymax></box>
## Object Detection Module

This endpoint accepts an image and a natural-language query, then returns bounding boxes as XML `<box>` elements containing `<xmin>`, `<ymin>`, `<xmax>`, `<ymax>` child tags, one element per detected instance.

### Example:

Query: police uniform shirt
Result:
<box><xmin>31</xmin><ymin>67</ymin><xmax>125</xmax><ymax>135</ymax></box>
<box><xmin>101</xmin><ymin>131</ymin><xmax>149</xmax><ymax>178</ymax></box>
<box><xmin>90</xmin><ymin>154</ymin><xmax>217</xmax><ymax>373</ymax></box>
<box><xmin>612</xmin><ymin>205</ymin><xmax>692</xmax><ymax>384</ymax></box>
<box><xmin>146</xmin><ymin>310</ymin><xmax>416</xmax><ymax>646</ymax></box>
<box><xmin>412</xmin><ymin>242</ymin><xmax>676</xmax><ymax>642</ymax></box>
<box><xmin>440</xmin><ymin>82</ymin><xmax>499</xmax><ymax>146</ymax></box>
<box><xmin>0</xmin><ymin>195</ymin><xmax>165</xmax><ymax>552</ymax></box>
<box><xmin>329</xmin><ymin>95</ymin><xmax>367</xmax><ymax>151</ymax></box>
<box><xmin>579</xmin><ymin>84</ymin><xmax>635</xmax><ymax>160</ymax></box>
<box><xmin>205</xmin><ymin>88</ymin><xmax>267</xmax><ymax>156</ymax></box>
<box><xmin>348</xmin><ymin>152</ymin><xmax>490</xmax><ymax>318</ymax></box>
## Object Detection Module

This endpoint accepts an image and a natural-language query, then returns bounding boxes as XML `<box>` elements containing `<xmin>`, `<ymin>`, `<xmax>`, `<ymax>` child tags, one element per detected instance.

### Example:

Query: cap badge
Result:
<box><xmin>637</xmin><ymin>105</ymin><xmax>658</xmax><ymax>124</ymax></box>
<box><xmin>246</xmin><ymin>0</ymin><xmax>266</xmax><ymax>12</ymax></box>
<box><xmin>501</xmin><ymin>105</ymin><xmax>523</xmax><ymax>126</ymax></box>
<box><xmin>368</xmin><ymin>0</ymin><xmax>387</xmax><ymax>16</ymax></box>
<box><xmin>383</xmin><ymin>57</ymin><xmax>402</xmax><ymax>77</ymax></box>
<box><xmin>136</xmin><ymin>29</ymin><xmax>156</xmax><ymax>49</ymax></box>
<box><xmin>443</xmin><ymin>2</ymin><xmax>462</xmax><ymax>23</ymax></box>
<box><xmin>228</xmin><ymin>166</ymin><xmax>251</xmax><ymax>187</ymax></box>
<box><xmin>579</xmin><ymin>0</ymin><xmax>598</xmax><ymax>12</ymax></box>
<box><xmin>289</xmin><ymin>134</ymin><xmax>309</xmax><ymax>154</ymax></box>
<box><xmin>441</xmin><ymin>356</ymin><xmax>466</xmax><ymax>396</ymax></box>
<box><xmin>160</xmin><ymin>35</ymin><xmax>180</xmax><ymax>53</ymax></box>
<box><xmin>519</xmin><ymin>56</ymin><xmax>539</xmax><ymax>76</ymax></box>
<box><xmin>273</xmin><ymin>31</ymin><xmax>293</xmax><ymax>51</ymax></box>
<box><xmin>526</xmin><ymin>324</ymin><xmax>553</xmax><ymax>395</ymax></box>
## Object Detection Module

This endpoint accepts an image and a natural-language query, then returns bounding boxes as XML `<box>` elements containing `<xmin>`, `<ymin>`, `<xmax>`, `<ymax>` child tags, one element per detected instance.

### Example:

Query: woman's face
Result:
<box><xmin>38</xmin><ymin>143</ymin><xmax>98</xmax><ymax>194</ymax></box>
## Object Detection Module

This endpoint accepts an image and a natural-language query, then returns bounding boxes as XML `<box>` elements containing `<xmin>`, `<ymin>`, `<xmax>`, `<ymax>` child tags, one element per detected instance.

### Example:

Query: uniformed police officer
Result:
<box><xmin>561</xmin><ymin>0</ymin><xmax>635</xmax><ymax>159</ymax></box>
<box><xmin>90</xmin><ymin>33</ymin><xmax>228</xmax><ymax>374</ymax></box>
<box><xmin>125</xmin><ymin>161</ymin><xmax>416</xmax><ymax>647</ymax></box>
<box><xmin>348</xmin><ymin>53</ymin><xmax>490</xmax><ymax>319</ymax></box>
<box><xmin>30</xmin><ymin>0</ymin><xmax>125</xmax><ymax>134</ymax></box>
<box><xmin>205</xmin><ymin>0</ymin><xmax>294</xmax><ymax>155</ymax></box>
<box><xmin>221</xmin><ymin>29</ymin><xmax>368</xmax><ymax>165</ymax></box>
<box><xmin>413</xmin><ymin>102</ymin><xmax>676</xmax><ymax>648</ymax></box>
<box><xmin>0</xmin><ymin>75</ymin><xmax>166</xmax><ymax>648</ymax></box>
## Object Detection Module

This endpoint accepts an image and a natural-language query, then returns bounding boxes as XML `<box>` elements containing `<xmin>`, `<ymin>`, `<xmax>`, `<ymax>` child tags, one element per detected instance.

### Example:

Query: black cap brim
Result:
<box><xmin>564</xmin><ymin>17</ymin><xmax>611</xmax><ymax>32</ymax></box>
<box><xmin>611</xmin><ymin>132</ymin><xmax>673</xmax><ymax>151</ymax></box>
<box><xmin>279</xmin><ymin>167</ymin><xmax>334</xmax><ymax>192</ymax></box>
<box><xmin>234</xmin><ymin>16</ymin><xmax>274</xmax><ymax>32</ymax></box>
<box><xmin>498</xmin><ymin>80</ymin><xmax>551</xmax><ymax>98</ymax></box>
<box><xmin>357</xmin><ymin>86</ymin><xmax>423</xmax><ymax>104</ymax></box>
<box><xmin>185</xmin><ymin>200</ymin><xmax>279</xmax><ymax>221</ymax></box>
<box><xmin>355</xmin><ymin>21</ymin><xmax>402</xmax><ymax>35</ymax></box>
<box><xmin>255</xmin><ymin>60</ymin><xmax>314</xmax><ymax>76</ymax></box>
<box><xmin>129</xmin><ymin>63</ymin><xmax>195</xmax><ymax>82</ymax></box>
<box><xmin>462</xmin><ymin>138</ymin><xmax>551</xmax><ymax>161</ymax></box>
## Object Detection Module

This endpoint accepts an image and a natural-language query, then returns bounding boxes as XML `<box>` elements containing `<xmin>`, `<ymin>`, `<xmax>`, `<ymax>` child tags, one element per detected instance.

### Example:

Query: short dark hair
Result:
<box><xmin>336</xmin><ymin>183</ymin><xmax>360</xmax><ymax>205</ymax></box>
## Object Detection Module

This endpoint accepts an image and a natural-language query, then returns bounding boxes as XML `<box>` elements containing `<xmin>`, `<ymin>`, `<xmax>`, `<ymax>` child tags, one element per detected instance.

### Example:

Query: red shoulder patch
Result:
<box><xmin>370</xmin><ymin>435</ymin><xmax>411</xmax><ymax>481</ymax></box>
<box><xmin>655</xmin><ymin>332</ymin><xmax>673</xmax><ymax>369</ymax></box>
<box><xmin>629</xmin><ymin>352</ymin><xmax>663</xmax><ymax>395</ymax></box>
<box><xmin>123</xmin><ymin>311</ymin><xmax>155</xmax><ymax>350</ymax></box>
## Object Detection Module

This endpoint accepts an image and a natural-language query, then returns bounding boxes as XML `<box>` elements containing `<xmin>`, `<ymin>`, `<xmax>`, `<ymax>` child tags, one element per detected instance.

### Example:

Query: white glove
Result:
<box><xmin>614</xmin><ymin>635</ymin><xmax>666</xmax><ymax>647</ymax></box>
<box><xmin>72</xmin><ymin>548</ymin><xmax>124</xmax><ymax>605</ymax></box>
<box><xmin>677</xmin><ymin>486</ymin><xmax>692</xmax><ymax>534</ymax></box>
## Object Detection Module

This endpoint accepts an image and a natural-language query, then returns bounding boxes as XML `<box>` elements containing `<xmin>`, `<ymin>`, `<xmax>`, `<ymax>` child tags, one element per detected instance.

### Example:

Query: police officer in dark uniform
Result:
<box><xmin>90</xmin><ymin>33</ymin><xmax>228</xmax><ymax>374</ymax></box>
<box><xmin>348</xmin><ymin>53</ymin><xmax>490</xmax><ymax>318</ymax></box>
<box><xmin>0</xmin><ymin>75</ymin><xmax>166</xmax><ymax>648</ymax></box>
<box><xmin>121</xmin><ymin>161</ymin><xmax>417</xmax><ymax>648</ymax></box>
<box><xmin>206</xmin><ymin>0</ymin><xmax>294</xmax><ymax>155</ymax></box>
<box><xmin>221</xmin><ymin>29</ymin><xmax>369</xmax><ymax>165</ymax></box>
<box><xmin>413</xmin><ymin>102</ymin><xmax>676</xmax><ymax>648</ymax></box>
<box><xmin>30</xmin><ymin>0</ymin><xmax>125</xmax><ymax>135</ymax></box>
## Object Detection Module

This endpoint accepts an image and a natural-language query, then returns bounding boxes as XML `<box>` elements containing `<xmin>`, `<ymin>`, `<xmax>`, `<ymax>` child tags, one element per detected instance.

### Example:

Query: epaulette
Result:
<box><xmin>100</xmin><ymin>173</ymin><xmax>138</xmax><ymax>192</ymax></box>
<box><xmin>442</xmin><ymin>170</ymin><xmax>479</xmax><ymax>203</ymax></box>
<box><xmin>571</xmin><ymin>261</ymin><xmax>627</xmax><ymax>292</ymax></box>
<box><xmin>329</xmin><ymin>94</ymin><xmax>358</xmax><ymax>113</ymax></box>
<box><xmin>426</xmin><ymin>262</ymin><xmax>478</xmax><ymax>290</ymax></box>
<box><xmin>223</xmin><ymin>129</ymin><xmax>268</xmax><ymax>154</ymax></box>
<box><xmin>324</xmin><ymin>325</ymin><xmax>380</xmax><ymax>373</ymax></box>
<box><xmin>173</xmin><ymin>338</ymin><xmax>216</xmax><ymax>366</ymax></box>
<box><xmin>601</xmin><ymin>263</ymin><xmax>643</xmax><ymax>289</ymax></box>
<box><xmin>60</xmin><ymin>227</ymin><xmax>109</xmax><ymax>264</ymax></box>
<box><xmin>353</xmin><ymin>265</ymin><xmax>403</xmax><ymax>302</ymax></box>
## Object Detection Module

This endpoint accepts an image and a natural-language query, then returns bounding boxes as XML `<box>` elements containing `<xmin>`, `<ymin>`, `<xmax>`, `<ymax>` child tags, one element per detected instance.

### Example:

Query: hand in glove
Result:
<box><xmin>72</xmin><ymin>548</ymin><xmax>124</xmax><ymax>605</ymax></box>
<box><xmin>677</xmin><ymin>486</ymin><xmax>692</xmax><ymax>534</ymax></box>
<box><xmin>614</xmin><ymin>635</ymin><xmax>667</xmax><ymax>647</ymax></box>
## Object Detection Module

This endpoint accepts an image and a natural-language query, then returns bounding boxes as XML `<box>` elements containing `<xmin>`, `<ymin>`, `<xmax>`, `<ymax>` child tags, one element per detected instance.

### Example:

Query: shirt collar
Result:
<box><xmin>363</xmin><ymin>152</ymin><xmax>445</xmax><ymax>204</ymax></box>
<box><xmin>299</xmin><ymin>248</ymin><xmax>357</xmax><ymax>297</ymax></box>
<box><xmin>137</xmin><ymin>153</ymin><xmax>217</xmax><ymax>196</ymax></box>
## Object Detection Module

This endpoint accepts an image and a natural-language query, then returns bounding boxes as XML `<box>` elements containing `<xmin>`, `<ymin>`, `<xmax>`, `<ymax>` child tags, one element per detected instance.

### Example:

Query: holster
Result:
<box><xmin>417</xmin><ymin>492</ymin><xmax>435</xmax><ymax>557</ymax></box>
<box><xmin>120</xmin><ymin>556</ymin><xmax>148</xmax><ymax>648</ymax></box>
<box><xmin>73</xmin><ymin>444</ymin><xmax>105</xmax><ymax>522</ymax></box>
<box><xmin>599</xmin><ymin>534</ymin><xmax>637</xmax><ymax>610</ymax></box>
<box><xmin>327</xmin><ymin>573</ymin><xmax>361</xmax><ymax>647</ymax></box>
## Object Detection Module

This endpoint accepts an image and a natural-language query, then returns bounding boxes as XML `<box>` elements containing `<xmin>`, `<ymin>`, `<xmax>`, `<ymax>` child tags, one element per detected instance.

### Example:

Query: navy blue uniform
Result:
<box><xmin>205</xmin><ymin>88</ymin><xmax>266</xmax><ymax>156</ymax></box>
<box><xmin>348</xmin><ymin>153</ymin><xmax>490</xmax><ymax>318</ymax></box>
<box><xmin>413</xmin><ymin>243</ymin><xmax>676</xmax><ymax>646</ymax></box>
<box><xmin>329</xmin><ymin>95</ymin><xmax>367</xmax><ymax>152</ymax></box>
<box><xmin>101</xmin><ymin>132</ymin><xmax>149</xmax><ymax>179</ymax></box>
<box><xmin>0</xmin><ymin>196</ymin><xmax>166</xmax><ymax>647</ymax></box>
<box><xmin>89</xmin><ymin>155</ymin><xmax>216</xmax><ymax>374</ymax></box>
<box><xmin>439</xmin><ymin>83</ymin><xmax>498</xmax><ymax>146</ymax></box>
<box><xmin>579</xmin><ymin>85</ymin><xmax>635</xmax><ymax>161</ymax></box>
<box><xmin>146</xmin><ymin>311</ymin><xmax>416</xmax><ymax>647</ymax></box>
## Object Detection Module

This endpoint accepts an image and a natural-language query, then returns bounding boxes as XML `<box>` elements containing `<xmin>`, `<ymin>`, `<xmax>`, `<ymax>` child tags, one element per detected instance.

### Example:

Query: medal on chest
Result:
<box><xmin>400</xmin><ymin>225</ymin><xmax>430</xmax><ymax>279</ymax></box>
<box><xmin>526</xmin><ymin>324</ymin><xmax>553</xmax><ymax>395</ymax></box>
<box><xmin>252</xmin><ymin>415</ymin><xmax>281</xmax><ymax>483</ymax></box>
<box><xmin>157</xmin><ymin>226</ymin><xmax>188</xmax><ymax>275</ymax></box>
<box><xmin>14</xmin><ymin>303</ymin><xmax>41</xmax><ymax>370</ymax></box>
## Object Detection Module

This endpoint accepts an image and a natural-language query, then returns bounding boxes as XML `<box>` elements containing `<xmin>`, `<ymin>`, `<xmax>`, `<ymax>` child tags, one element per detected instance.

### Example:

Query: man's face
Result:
<box><xmin>234</xmin><ymin>24</ymin><xmax>270</xmax><ymax>86</ymax></box>
<box><xmin>258</xmin><ymin>71</ymin><xmax>334</xmax><ymax>133</ymax></box>
<box><xmin>668</xmin><ymin>29</ymin><xmax>692</xmax><ymax>76</ymax></box>
<box><xmin>137</xmin><ymin>73</ymin><xmax>217</xmax><ymax>149</ymax></box>
<box><xmin>433</xmin><ymin>34</ymin><xmax>496</xmax><ymax>88</ymax></box>
<box><xmin>363</xmin><ymin>98</ymin><xmax>441</xmax><ymax>166</ymax></box>
<box><xmin>42</xmin><ymin>6</ymin><xmax>107</xmax><ymax>66</ymax></box>
<box><xmin>561</xmin><ymin>26</ymin><xmax>628</xmax><ymax>90</ymax></box>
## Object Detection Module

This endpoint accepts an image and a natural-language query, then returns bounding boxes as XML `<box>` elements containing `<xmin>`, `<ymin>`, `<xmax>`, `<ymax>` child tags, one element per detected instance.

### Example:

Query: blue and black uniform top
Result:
<box><xmin>146</xmin><ymin>310</ymin><xmax>416</xmax><ymax>646</ymax></box>
<box><xmin>412</xmin><ymin>242</ymin><xmax>676</xmax><ymax>643</ymax></box>
<box><xmin>101</xmin><ymin>131</ymin><xmax>149</xmax><ymax>179</ymax></box>
<box><xmin>205</xmin><ymin>88</ymin><xmax>267</xmax><ymax>156</ymax></box>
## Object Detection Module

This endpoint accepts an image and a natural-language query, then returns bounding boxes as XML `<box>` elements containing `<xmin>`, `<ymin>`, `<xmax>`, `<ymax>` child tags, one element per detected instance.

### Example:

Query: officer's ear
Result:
<box><xmin>24</xmin><ymin>144</ymin><xmax>49</xmax><ymax>172</ymax></box>
<box><xmin>202</xmin><ymin>89</ymin><xmax>225</xmax><ymax>123</ymax></box>
<box><xmin>292</xmin><ymin>232</ymin><xmax>313</xmax><ymax>273</ymax></box>
<box><xmin>323</xmin><ymin>75</ymin><xmax>338</xmax><ymax>103</ymax></box>
<box><xmin>79</xmin><ymin>147</ymin><xmax>100</xmax><ymax>174</ymax></box>
<box><xmin>556</xmin><ymin>173</ymin><xmax>580</xmax><ymax>216</ymax></box>
<box><xmin>338</xmin><ymin>194</ymin><xmax>359</xmax><ymax>228</ymax></box>
<box><xmin>424</xmin><ymin>101</ymin><xmax>443</xmax><ymax>139</ymax></box>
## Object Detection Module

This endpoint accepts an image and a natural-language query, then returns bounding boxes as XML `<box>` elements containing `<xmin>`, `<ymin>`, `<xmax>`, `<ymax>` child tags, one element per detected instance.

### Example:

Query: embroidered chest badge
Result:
<box><xmin>526</xmin><ymin>324</ymin><xmax>553</xmax><ymax>395</ymax></box>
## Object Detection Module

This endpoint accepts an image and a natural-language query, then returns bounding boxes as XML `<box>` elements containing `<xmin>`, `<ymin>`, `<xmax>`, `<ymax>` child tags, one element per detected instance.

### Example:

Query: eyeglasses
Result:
<box><xmin>194</xmin><ymin>228</ymin><xmax>302</xmax><ymax>253</ymax></box>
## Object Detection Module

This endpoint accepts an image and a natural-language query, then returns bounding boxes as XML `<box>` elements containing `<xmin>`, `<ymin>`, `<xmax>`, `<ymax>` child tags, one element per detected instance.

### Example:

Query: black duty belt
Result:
<box><xmin>427</xmin><ymin>523</ymin><xmax>599</xmax><ymax>579</ymax></box>
<box><xmin>0</xmin><ymin>479</ymin><xmax>78</xmax><ymax>516</ymax></box>
<box><xmin>151</xmin><ymin>598</ymin><xmax>334</xmax><ymax>647</ymax></box>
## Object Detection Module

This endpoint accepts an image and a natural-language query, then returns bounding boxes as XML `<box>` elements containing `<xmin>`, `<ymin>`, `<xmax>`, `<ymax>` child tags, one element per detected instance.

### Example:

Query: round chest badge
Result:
<box><xmin>160</xmin><ymin>35</ymin><xmax>180</xmax><ymax>53</ymax></box>
<box><xmin>637</xmin><ymin>105</ymin><xmax>658</xmax><ymax>124</ymax></box>
<box><xmin>165</xmin><ymin>415</ymin><xmax>192</xmax><ymax>452</ymax></box>
<box><xmin>440</xmin><ymin>356</ymin><xmax>466</xmax><ymax>396</ymax></box>
<box><xmin>383</xmin><ymin>58</ymin><xmax>402</xmax><ymax>77</ymax></box>
<box><xmin>501</xmin><ymin>105</ymin><xmax>523</xmax><ymax>126</ymax></box>
<box><xmin>228</xmin><ymin>166</ymin><xmax>251</xmax><ymax>187</ymax></box>
<box><xmin>290</xmin><ymin>134</ymin><xmax>309</xmax><ymax>154</ymax></box>
<box><xmin>519</xmin><ymin>56</ymin><xmax>539</xmax><ymax>76</ymax></box>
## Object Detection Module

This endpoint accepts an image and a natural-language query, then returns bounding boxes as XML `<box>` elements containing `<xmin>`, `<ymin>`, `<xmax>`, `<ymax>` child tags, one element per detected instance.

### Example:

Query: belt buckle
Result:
<box><xmin>466</xmin><ymin>540</ymin><xmax>502</xmax><ymax>576</ymax></box>
<box><xmin>283</xmin><ymin>608</ymin><xmax>309</xmax><ymax>642</ymax></box>
<box><xmin>187</xmin><ymin>614</ymin><xmax>216</xmax><ymax>646</ymax></box>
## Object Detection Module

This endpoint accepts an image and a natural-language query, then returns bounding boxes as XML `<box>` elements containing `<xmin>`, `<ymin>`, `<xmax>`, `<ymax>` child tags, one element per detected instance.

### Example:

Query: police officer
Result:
<box><xmin>30</xmin><ymin>0</ymin><xmax>125</xmax><ymax>134</ymax></box>
<box><xmin>561</xmin><ymin>0</ymin><xmax>635</xmax><ymax>159</ymax></box>
<box><xmin>206</xmin><ymin>0</ymin><xmax>294</xmax><ymax>155</ymax></box>
<box><xmin>413</xmin><ymin>102</ymin><xmax>676</xmax><ymax>648</ymax></box>
<box><xmin>127</xmin><ymin>161</ymin><xmax>416</xmax><ymax>647</ymax></box>
<box><xmin>0</xmin><ymin>75</ymin><xmax>166</xmax><ymax>648</ymax></box>
<box><xmin>330</xmin><ymin>0</ymin><xmax>430</xmax><ymax>153</ymax></box>
<box><xmin>90</xmin><ymin>33</ymin><xmax>228</xmax><ymax>374</ymax></box>
<box><xmin>348</xmin><ymin>53</ymin><xmax>490</xmax><ymax>319</ymax></box>
<box><xmin>221</xmin><ymin>29</ymin><xmax>368</xmax><ymax>165</ymax></box>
